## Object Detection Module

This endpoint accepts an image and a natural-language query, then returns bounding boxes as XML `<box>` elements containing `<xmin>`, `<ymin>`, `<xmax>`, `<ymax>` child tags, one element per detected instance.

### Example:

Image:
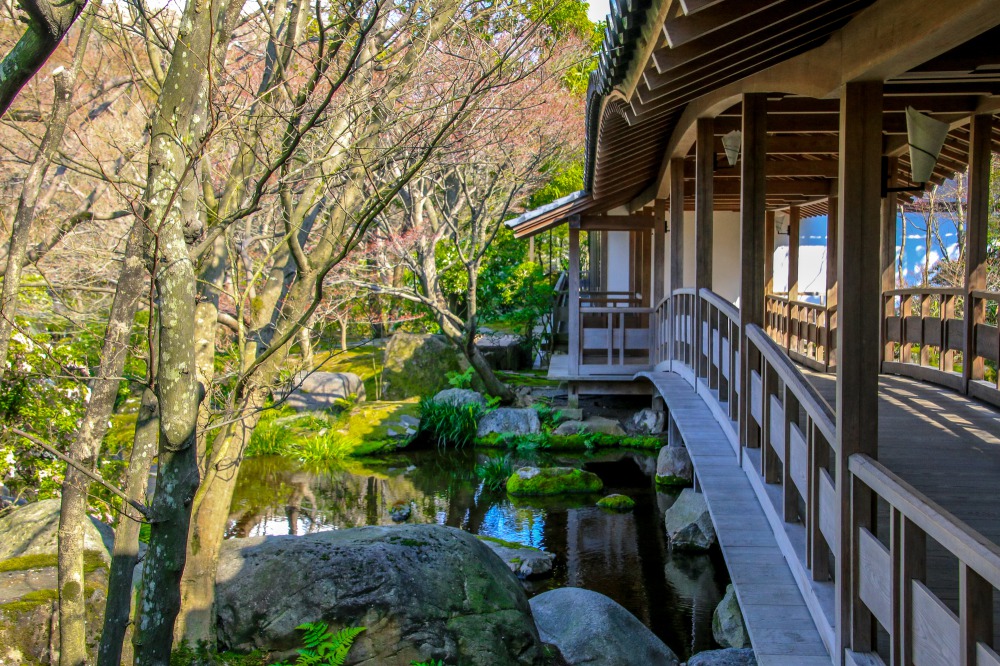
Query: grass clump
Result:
<box><xmin>475</xmin><ymin>455</ymin><xmax>513</xmax><ymax>491</ymax></box>
<box><xmin>0</xmin><ymin>550</ymin><xmax>105</xmax><ymax>574</ymax></box>
<box><xmin>418</xmin><ymin>397</ymin><xmax>481</xmax><ymax>448</ymax></box>
<box><xmin>506</xmin><ymin>467</ymin><xmax>603</xmax><ymax>496</ymax></box>
<box><xmin>477</xmin><ymin>534</ymin><xmax>541</xmax><ymax>551</ymax></box>
<box><xmin>597</xmin><ymin>494</ymin><xmax>636</xmax><ymax>512</ymax></box>
<box><xmin>475</xmin><ymin>431</ymin><xmax>661</xmax><ymax>451</ymax></box>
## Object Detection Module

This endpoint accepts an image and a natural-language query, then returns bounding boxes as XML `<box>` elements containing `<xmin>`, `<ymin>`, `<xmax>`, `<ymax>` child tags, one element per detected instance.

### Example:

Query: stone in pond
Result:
<box><xmin>629</xmin><ymin>408</ymin><xmax>665</xmax><ymax>434</ymax></box>
<box><xmin>476</xmin><ymin>408</ymin><xmax>540</xmax><ymax>437</ymax></box>
<box><xmin>476</xmin><ymin>536</ymin><xmax>554</xmax><ymax>578</ymax></box>
<box><xmin>664</xmin><ymin>488</ymin><xmax>716</xmax><ymax>551</ymax></box>
<box><xmin>596</xmin><ymin>494</ymin><xmax>635</xmax><ymax>512</ymax></box>
<box><xmin>215</xmin><ymin>524</ymin><xmax>548</xmax><ymax>665</ymax></box>
<box><xmin>388</xmin><ymin>501</ymin><xmax>412</xmax><ymax>522</ymax></box>
<box><xmin>552</xmin><ymin>416</ymin><xmax>625</xmax><ymax>437</ymax></box>
<box><xmin>431</xmin><ymin>388</ymin><xmax>486</xmax><ymax>409</ymax></box>
<box><xmin>506</xmin><ymin>467</ymin><xmax>603</xmax><ymax>496</ymax></box>
<box><xmin>688</xmin><ymin>648</ymin><xmax>757</xmax><ymax>666</ymax></box>
<box><xmin>284</xmin><ymin>372</ymin><xmax>365</xmax><ymax>412</ymax></box>
<box><xmin>529</xmin><ymin>587</ymin><xmax>679</xmax><ymax>666</ymax></box>
<box><xmin>713</xmin><ymin>584</ymin><xmax>751</xmax><ymax>649</ymax></box>
<box><xmin>656</xmin><ymin>445</ymin><xmax>693</xmax><ymax>488</ymax></box>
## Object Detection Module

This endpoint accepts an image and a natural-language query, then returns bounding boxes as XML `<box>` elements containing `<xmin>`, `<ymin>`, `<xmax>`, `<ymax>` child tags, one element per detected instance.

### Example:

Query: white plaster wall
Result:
<box><xmin>606</xmin><ymin>230</ymin><xmax>631</xmax><ymax>293</ymax></box>
<box><xmin>712</xmin><ymin>211</ymin><xmax>741</xmax><ymax>304</ymax></box>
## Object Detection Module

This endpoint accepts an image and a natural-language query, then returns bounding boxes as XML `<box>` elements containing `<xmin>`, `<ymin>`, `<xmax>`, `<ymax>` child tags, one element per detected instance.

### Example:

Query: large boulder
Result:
<box><xmin>529</xmin><ymin>587</ymin><xmax>679</xmax><ymax>666</ymax></box>
<box><xmin>215</xmin><ymin>524</ymin><xmax>548</xmax><ymax>666</ymax></box>
<box><xmin>382</xmin><ymin>333</ymin><xmax>469</xmax><ymax>400</ymax></box>
<box><xmin>664</xmin><ymin>489</ymin><xmax>716</xmax><ymax>551</ymax></box>
<box><xmin>656</xmin><ymin>445</ymin><xmax>693</xmax><ymax>488</ymax></box>
<box><xmin>628</xmin><ymin>408</ymin><xmax>665</xmax><ymax>434</ymax></box>
<box><xmin>713</xmin><ymin>584</ymin><xmax>751</xmax><ymax>649</ymax></box>
<box><xmin>553</xmin><ymin>416</ymin><xmax>625</xmax><ymax>437</ymax></box>
<box><xmin>477</xmin><ymin>408</ymin><xmax>540</xmax><ymax>437</ymax></box>
<box><xmin>506</xmin><ymin>467</ymin><xmax>603</xmax><ymax>497</ymax></box>
<box><xmin>688</xmin><ymin>648</ymin><xmax>757</xmax><ymax>666</ymax></box>
<box><xmin>285</xmin><ymin>372</ymin><xmax>365</xmax><ymax>411</ymax></box>
<box><xmin>476</xmin><ymin>536</ymin><xmax>554</xmax><ymax>579</ymax></box>
<box><xmin>431</xmin><ymin>388</ymin><xmax>486</xmax><ymax>409</ymax></box>
<box><xmin>0</xmin><ymin>499</ymin><xmax>113</xmax><ymax>563</ymax></box>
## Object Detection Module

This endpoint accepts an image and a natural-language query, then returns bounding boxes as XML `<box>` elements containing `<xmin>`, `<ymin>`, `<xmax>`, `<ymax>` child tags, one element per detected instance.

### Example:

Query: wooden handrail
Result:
<box><xmin>672</xmin><ymin>287</ymin><xmax>696</xmax><ymax>296</ymax></box>
<box><xmin>580</xmin><ymin>306</ymin><xmax>653</xmax><ymax>315</ymax></box>
<box><xmin>850</xmin><ymin>453</ymin><xmax>1000</xmax><ymax>589</ymax></box>
<box><xmin>970</xmin><ymin>289</ymin><xmax>1000</xmax><ymax>300</ymax></box>
<box><xmin>746</xmin><ymin>323</ymin><xmax>837</xmax><ymax>445</ymax></box>
<box><xmin>698</xmin><ymin>287</ymin><xmax>739</xmax><ymax>323</ymax></box>
<box><xmin>884</xmin><ymin>287</ymin><xmax>964</xmax><ymax>297</ymax></box>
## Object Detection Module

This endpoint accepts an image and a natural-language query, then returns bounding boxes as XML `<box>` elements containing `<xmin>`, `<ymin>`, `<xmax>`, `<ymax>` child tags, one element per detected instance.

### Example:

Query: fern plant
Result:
<box><xmin>446</xmin><ymin>366</ymin><xmax>475</xmax><ymax>389</ymax></box>
<box><xmin>274</xmin><ymin>623</ymin><xmax>365</xmax><ymax>666</ymax></box>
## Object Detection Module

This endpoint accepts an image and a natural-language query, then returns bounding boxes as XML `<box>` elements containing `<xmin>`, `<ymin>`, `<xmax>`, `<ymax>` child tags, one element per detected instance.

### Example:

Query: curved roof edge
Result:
<box><xmin>506</xmin><ymin>190</ymin><xmax>595</xmax><ymax>238</ymax></box>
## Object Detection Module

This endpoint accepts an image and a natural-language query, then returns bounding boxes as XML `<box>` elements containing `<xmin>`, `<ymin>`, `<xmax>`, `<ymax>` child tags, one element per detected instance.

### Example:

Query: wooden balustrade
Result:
<box><xmin>968</xmin><ymin>290</ymin><xmax>1000</xmax><ymax>405</ymax></box>
<box><xmin>850</xmin><ymin>454</ymin><xmax>1000</xmax><ymax>666</ymax></box>
<box><xmin>882</xmin><ymin>287</ymin><xmax>966</xmax><ymax>392</ymax></box>
<box><xmin>698</xmin><ymin>288</ymin><xmax>740</xmax><ymax>422</ymax></box>
<box><xmin>765</xmin><ymin>293</ymin><xmax>835</xmax><ymax>372</ymax></box>
<box><xmin>574</xmin><ymin>305</ymin><xmax>653</xmax><ymax>373</ymax></box>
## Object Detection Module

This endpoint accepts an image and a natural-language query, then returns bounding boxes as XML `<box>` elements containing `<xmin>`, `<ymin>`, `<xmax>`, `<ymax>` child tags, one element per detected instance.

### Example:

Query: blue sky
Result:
<box><xmin>588</xmin><ymin>0</ymin><xmax>610</xmax><ymax>24</ymax></box>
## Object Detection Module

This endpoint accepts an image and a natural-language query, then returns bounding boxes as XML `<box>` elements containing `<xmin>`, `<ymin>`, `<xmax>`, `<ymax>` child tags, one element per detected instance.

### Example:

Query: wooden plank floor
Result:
<box><xmin>800</xmin><ymin>367</ymin><xmax>1000</xmax><ymax>628</ymax></box>
<box><xmin>641</xmin><ymin>371</ymin><xmax>832</xmax><ymax>666</ymax></box>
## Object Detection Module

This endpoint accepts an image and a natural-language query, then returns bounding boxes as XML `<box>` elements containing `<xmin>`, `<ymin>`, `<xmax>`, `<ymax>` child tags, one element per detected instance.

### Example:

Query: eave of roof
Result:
<box><xmin>506</xmin><ymin>190</ymin><xmax>594</xmax><ymax>238</ymax></box>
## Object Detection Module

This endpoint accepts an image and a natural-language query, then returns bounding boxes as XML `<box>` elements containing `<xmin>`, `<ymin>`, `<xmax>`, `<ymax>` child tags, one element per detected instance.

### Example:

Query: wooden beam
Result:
<box><xmin>568</xmin><ymin>217</ymin><xmax>581</xmax><ymax>379</ymax></box>
<box><xmin>764</xmin><ymin>210</ymin><xmax>776</xmax><ymax>295</ymax></box>
<box><xmin>836</xmin><ymin>80</ymin><xmax>883</xmax><ymax>658</ymax></box>
<box><xmin>678</xmin><ymin>0</ymin><xmax>726</xmax><ymax>15</ymax></box>
<box><xmin>714</xmin><ymin>113</ymin><xmax>840</xmax><ymax>134</ymax></box>
<box><xmin>662</xmin><ymin>0</ymin><xmax>784</xmax><ymax>48</ymax></box>
<box><xmin>709</xmin><ymin>179</ymin><xmax>833</xmax><ymax>197</ymax></box>
<box><xmin>963</xmin><ymin>114</ymin><xmax>992</xmax><ymax>389</ymax></box>
<box><xmin>740</xmin><ymin>93</ymin><xmax>768</xmax><ymax>453</ymax></box>
<box><xmin>695</xmin><ymin>117</ymin><xmax>714</xmax><ymax>380</ymax></box>
<box><xmin>688</xmin><ymin>158</ymin><xmax>840</xmax><ymax>179</ymax></box>
<box><xmin>670</xmin><ymin>158</ymin><xmax>685</xmax><ymax>294</ymax></box>
<box><xmin>653</xmin><ymin>198</ymin><xmax>667</xmax><ymax>309</ymax></box>
<box><xmin>756</xmin><ymin>135</ymin><xmax>840</xmax><ymax>154</ymax></box>
<box><xmin>788</xmin><ymin>206</ymin><xmax>801</xmax><ymax>303</ymax></box>
<box><xmin>826</xmin><ymin>194</ymin><xmax>838</xmax><ymax>371</ymax></box>
<box><xmin>881</xmin><ymin>157</ymin><xmax>899</xmax><ymax>364</ymax></box>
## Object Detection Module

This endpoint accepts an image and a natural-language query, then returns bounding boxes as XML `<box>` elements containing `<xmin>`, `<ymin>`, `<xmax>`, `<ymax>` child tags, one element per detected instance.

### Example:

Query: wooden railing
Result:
<box><xmin>968</xmin><ymin>290</ymin><xmax>1000</xmax><ymax>405</ymax></box>
<box><xmin>698</xmin><ymin>288</ymin><xmax>740</xmax><ymax>423</ymax></box>
<box><xmin>766</xmin><ymin>293</ymin><xmax>835</xmax><ymax>372</ymax></box>
<box><xmin>574</xmin><ymin>305</ymin><xmax>652</xmax><ymax>373</ymax></box>
<box><xmin>850</xmin><ymin>453</ymin><xmax>1000</xmax><ymax>665</ymax></box>
<box><xmin>882</xmin><ymin>287</ymin><xmax>965</xmax><ymax>391</ymax></box>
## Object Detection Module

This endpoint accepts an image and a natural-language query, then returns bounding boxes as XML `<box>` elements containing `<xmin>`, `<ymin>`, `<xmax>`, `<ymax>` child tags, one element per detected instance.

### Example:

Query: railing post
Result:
<box><xmin>963</xmin><ymin>114</ymin><xmax>992</xmax><ymax>393</ymax></box>
<box><xmin>695</xmin><ymin>118</ymin><xmax>714</xmax><ymax>383</ymax></box>
<box><xmin>670</xmin><ymin>158</ymin><xmax>685</xmax><ymax>368</ymax></box>
<box><xmin>787</xmin><ymin>206</ymin><xmax>801</xmax><ymax>353</ymax></box>
<box><xmin>836</xmin><ymin>79</ymin><xmax>883</xmax><ymax>664</ymax></box>
<box><xmin>567</xmin><ymin>215</ymin><xmax>581</xmax><ymax>383</ymax></box>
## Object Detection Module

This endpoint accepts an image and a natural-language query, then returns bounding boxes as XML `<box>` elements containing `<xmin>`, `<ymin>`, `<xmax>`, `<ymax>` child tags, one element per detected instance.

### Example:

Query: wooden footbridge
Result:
<box><xmin>505</xmin><ymin>1</ymin><xmax>1000</xmax><ymax>663</ymax></box>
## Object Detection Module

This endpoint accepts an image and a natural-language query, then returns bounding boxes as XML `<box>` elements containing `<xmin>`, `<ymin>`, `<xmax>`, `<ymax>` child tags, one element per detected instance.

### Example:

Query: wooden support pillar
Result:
<box><xmin>567</xmin><ymin>215</ymin><xmax>581</xmax><ymax>382</ymax></box>
<box><xmin>787</xmin><ymin>206</ymin><xmax>801</xmax><ymax>352</ymax></box>
<box><xmin>653</xmin><ymin>199</ymin><xmax>667</xmax><ymax>364</ymax></box>
<box><xmin>836</xmin><ymin>80</ymin><xmax>883</xmax><ymax>661</ymax></box>
<box><xmin>963</xmin><ymin>114</ymin><xmax>992</xmax><ymax>392</ymax></box>
<box><xmin>881</xmin><ymin>157</ymin><xmax>899</xmax><ymax>366</ymax></box>
<box><xmin>670</xmin><ymin>158</ymin><xmax>686</xmax><ymax>364</ymax></box>
<box><xmin>695</xmin><ymin>117</ymin><xmax>714</xmax><ymax>380</ymax></box>
<box><xmin>826</xmin><ymin>195</ymin><xmax>839</xmax><ymax>372</ymax></box>
<box><xmin>739</xmin><ymin>93</ymin><xmax>767</xmax><ymax>452</ymax></box>
<box><xmin>764</xmin><ymin>210</ymin><xmax>775</xmax><ymax>295</ymax></box>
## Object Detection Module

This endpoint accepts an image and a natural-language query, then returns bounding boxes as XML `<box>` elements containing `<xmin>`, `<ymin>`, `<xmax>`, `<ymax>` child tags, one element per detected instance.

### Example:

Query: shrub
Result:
<box><xmin>418</xmin><ymin>397</ymin><xmax>481</xmax><ymax>448</ymax></box>
<box><xmin>475</xmin><ymin>455</ymin><xmax>513</xmax><ymax>491</ymax></box>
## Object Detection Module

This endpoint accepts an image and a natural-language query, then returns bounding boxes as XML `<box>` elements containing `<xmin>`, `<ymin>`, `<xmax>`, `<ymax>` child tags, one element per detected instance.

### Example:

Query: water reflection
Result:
<box><xmin>228</xmin><ymin>448</ymin><xmax>729</xmax><ymax>659</ymax></box>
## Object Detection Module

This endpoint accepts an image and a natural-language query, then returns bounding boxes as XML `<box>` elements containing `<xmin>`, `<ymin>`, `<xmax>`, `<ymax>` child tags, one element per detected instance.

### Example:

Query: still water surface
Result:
<box><xmin>228</xmin><ymin>448</ymin><xmax>730</xmax><ymax>660</ymax></box>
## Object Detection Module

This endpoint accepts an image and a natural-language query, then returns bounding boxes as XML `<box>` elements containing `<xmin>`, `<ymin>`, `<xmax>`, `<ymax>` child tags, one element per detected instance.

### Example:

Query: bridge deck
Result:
<box><xmin>641</xmin><ymin>371</ymin><xmax>832</xmax><ymax>666</ymax></box>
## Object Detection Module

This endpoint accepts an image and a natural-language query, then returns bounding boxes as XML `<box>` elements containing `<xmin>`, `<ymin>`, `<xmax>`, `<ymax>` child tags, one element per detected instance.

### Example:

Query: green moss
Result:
<box><xmin>597</xmin><ymin>494</ymin><xmax>636</xmax><ymax>512</ymax></box>
<box><xmin>506</xmin><ymin>467</ymin><xmax>603</xmax><ymax>496</ymax></box>
<box><xmin>495</xmin><ymin>370</ymin><xmax>560</xmax><ymax>388</ymax></box>
<box><xmin>312</xmin><ymin>344</ymin><xmax>385</xmax><ymax>399</ymax></box>
<box><xmin>655</xmin><ymin>474</ymin><xmax>691</xmax><ymax>489</ymax></box>
<box><xmin>474</xmin><ymin>432</ymin><xmax>661</xmax><ymax>451</ymax></box>
<box><xmin>0</xmin><ymin>550</ymin><xmax>105</xmax><ymax>575</ymax></box>
<box><xmin>476</xmin><ymin>535</ymin><xmax>542</xmax><ymax>551</ymax></box>
<box><xmin>104</xmin><ymin>411</ymin><xmax>138</xmax><ymax>453</ymax></box>
<box><xmin>0</xmin><ymin>588</ymin><xmax>57</xmax><ymax>614</ymax></box>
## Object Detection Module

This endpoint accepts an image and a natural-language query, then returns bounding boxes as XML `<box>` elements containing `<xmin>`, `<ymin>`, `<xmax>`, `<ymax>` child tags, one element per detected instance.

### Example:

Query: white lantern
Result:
<box><xmin>721</xmin><ymin>130</ymin><xmax>742</xmax><ymax>167</ymax></box>
<box><xmin>905</xmin><ymin>107</ymin><xmax>949</xmax><ymax>184</ymax></box>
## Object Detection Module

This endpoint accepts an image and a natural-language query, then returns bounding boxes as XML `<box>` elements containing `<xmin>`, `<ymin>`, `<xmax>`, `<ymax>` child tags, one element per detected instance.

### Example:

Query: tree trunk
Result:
<box><xmin>97</xmin><ymin>388</ymin><xmax>158</xmax><ymax>666</ymax></box>
<box><xmin>58</xmin><ymin>217</ymin><xmax>146</xmax><ymax>666</ymax></box>
<box><xmin>340</xmin><ymin>318</ymin><xmax>348</xmax><ymax>352</ymax></box>
<box><xmin>0</xmin><ymin>9</ymin><xmax>93</xmax><ymax>372</ymax></box>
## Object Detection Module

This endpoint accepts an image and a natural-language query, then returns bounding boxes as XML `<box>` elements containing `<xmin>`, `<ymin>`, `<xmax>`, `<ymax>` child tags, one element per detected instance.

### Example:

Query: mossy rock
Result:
<box><xmin>597</xmin><ymin>494</ymin><xmax>636</xmax><ymax>512</ymax></box>
<box><xmin>333</xmin><ymin>400</ymin><xmax>421</xmax><ymax>451</ymax></box>
<box><xmin>506</xmin><ymin>467</ymin><xmax>603</xmax><ymax>497</ymax></box>
<box><xmin>382</xmin><ymin>333</ymin><xmax>476</xmax><ymax>400</ymax></box>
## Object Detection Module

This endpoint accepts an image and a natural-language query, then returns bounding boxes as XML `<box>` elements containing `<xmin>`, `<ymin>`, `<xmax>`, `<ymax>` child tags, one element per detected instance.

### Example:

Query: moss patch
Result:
<box><xmin>0</xmin><ymin>588</ymin><xmax>57</xmax><ymax>614</ymax></box>
<box><xmin>332</xmin><ymin>400</ymin><xmax>421</xmax><ymax>450</ymax></box>
<box><xmin>0</xmin><ymin>550</ymin><xmax>105</xmax><ymax>575</ymax></box>
<box><xmin>495</xmin><ymin>370</ymin><xmax>560</xmax><ymax>388</ymax></box>
<box><xmin>506</xmin><ymin>467</ymin><xmax>603</xmax><ymax>496</ymax></box>
<box><xmin>476</xmin><ymin>535</ymin><xmax>542</xmax><ymax>551</ymax></box>
<box><xmin>655</xmin><ymin>474</ymin><xmax>691</xmax><ymax>489</ymax></box>
<box><xmin>475</xmin><ymin>432</ymin><xmax>661</xmax><ymax>451</ymax></box>
<box><xmin>597</xmin><ymin>494</ymin><xmax>636</xmax><ymax>512</ymax></box>
<box><xmin>311</xmin><ymin>344</ymin><xmax>385</xmax><ymax>399</ymax></box>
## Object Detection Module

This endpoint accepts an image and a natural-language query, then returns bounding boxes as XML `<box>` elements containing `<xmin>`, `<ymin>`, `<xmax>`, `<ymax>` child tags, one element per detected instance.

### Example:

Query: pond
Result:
<box><xmin>228</xmin><ymin>447</ymin><xmax>731</xmax><ymax>661</ymax></box>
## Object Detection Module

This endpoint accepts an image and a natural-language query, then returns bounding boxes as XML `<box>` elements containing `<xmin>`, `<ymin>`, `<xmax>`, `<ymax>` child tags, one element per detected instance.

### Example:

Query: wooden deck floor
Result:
<box><xmin>641</xmin><ymin>371</ymin><xmax>832</xmax><ymax>666</ymax></box>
